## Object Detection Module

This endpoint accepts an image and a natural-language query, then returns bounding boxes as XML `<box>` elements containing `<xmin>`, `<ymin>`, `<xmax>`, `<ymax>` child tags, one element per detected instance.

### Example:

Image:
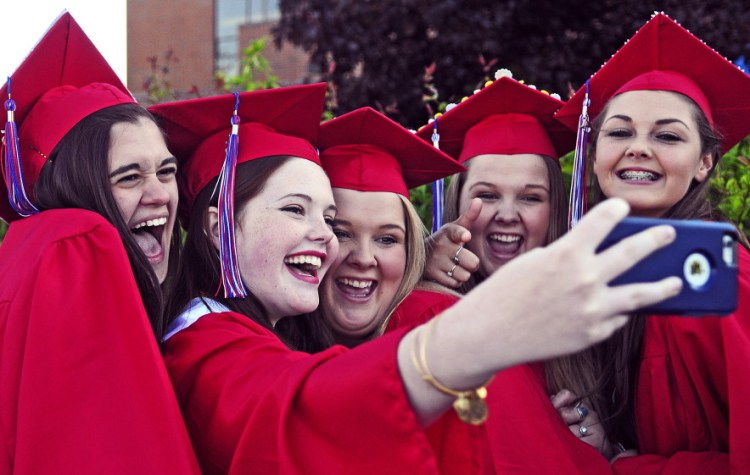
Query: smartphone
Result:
<box><xmin>598</xmin><ymin>217</ymin><xmax>739</xmax><ymax>316</ymax></box>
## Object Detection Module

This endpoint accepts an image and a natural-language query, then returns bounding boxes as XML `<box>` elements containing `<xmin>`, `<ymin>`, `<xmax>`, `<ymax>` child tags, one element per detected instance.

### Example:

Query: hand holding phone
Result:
<box><xmin>599</xmin><ymin>217</ymin><xmax>738</xmax><ymax>316</ymax></box>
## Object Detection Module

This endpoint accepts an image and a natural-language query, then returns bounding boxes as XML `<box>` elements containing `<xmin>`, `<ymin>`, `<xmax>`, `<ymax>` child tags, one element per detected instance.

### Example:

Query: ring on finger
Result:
<box><xmin>447</xmin><ymin>263</ymin><xmax>458</xmax><ymax>278</ymax></box>
<box><xmin>578</xmin><ymin>425</ymin><xmax>589</xmax><ymax>437</ymax></box>
<box><xmin>452</xmin><ymin>246</ymin><xmax>463</xmax><ymax>264</ymax></box>
<box><xmin>575</xmin><ymin>402</ymin><xmax>589</xmax><ymax>419</ymax></box>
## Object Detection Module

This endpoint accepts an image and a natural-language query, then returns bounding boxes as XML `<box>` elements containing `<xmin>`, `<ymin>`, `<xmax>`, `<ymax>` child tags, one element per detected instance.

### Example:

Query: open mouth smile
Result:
<box><xmin>131</xmin><ymin>216</ymin><xmax>167</xmax><ymax>262</ymax></box>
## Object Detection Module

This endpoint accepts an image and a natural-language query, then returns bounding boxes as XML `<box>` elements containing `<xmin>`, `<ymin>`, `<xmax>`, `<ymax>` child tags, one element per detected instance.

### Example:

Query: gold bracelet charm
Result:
<box><xmin>411</xmin><ymin>319</ymin><xmax>493</xmax><ymax>425</ymax></box>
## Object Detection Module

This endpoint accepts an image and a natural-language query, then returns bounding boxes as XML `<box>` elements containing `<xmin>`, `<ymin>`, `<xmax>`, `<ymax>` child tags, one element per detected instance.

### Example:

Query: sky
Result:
<box><xmin>1</xmin><ymin>0</ymin><xmax>127</xmax><ymax>82</ymax></box>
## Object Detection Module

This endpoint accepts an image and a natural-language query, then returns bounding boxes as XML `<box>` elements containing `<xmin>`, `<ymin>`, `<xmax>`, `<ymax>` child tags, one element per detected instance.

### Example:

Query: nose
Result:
<box><xmin>310</xmin><ymin>215</ymin><xmax>335</xmax><ymax>245</ymax></box>
<box><xmin>347</xmin><ymin>239</ymin><xmax>377</xmax><ymax>268</ymax></box>
<box><xmin>493</xmin><ymin>200</ymin><xmax>520</xmax><ymax>223</ymax></box>
<box><xmin>142</xmin><ymin>176</ymin><xmax>172</xmax><ymax>206</ymax></box>
<box><xmin>625</xmin><ymin>135</ymin><xmax>653</xmax><ymax>160</ymax></box>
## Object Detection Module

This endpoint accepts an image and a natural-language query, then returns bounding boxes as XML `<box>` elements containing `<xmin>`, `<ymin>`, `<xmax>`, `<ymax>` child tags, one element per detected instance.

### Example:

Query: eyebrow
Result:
<box><xmin>109</xmin><ymin>156</ymin><xmax>178</xmax><ymax>178</ymax></box>
<box><xmin>469</xmin><ymin>181</ymin><xmax>549</xmax><ymax>192</ymax></box>
<box><xmin>282</xmin><ymin>193</ymin><xmax>338</xmax><ymax>214</ymax></box>
<box><xmin>333</xmin><ymin>218</ymin><xmax>405</xmax><ymax>233</ymax></box>
<box><xmin>604</xmin><ymin>114</ymin><xmax>690</xmax><ymax>129</ymax></box>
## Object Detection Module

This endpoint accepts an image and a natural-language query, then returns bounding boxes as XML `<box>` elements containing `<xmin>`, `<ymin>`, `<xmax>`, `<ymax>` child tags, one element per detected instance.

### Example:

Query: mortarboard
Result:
<box><xmin>416</xmin><ymin>76</ymin><xmax>575</xmax><ymax>163</ymax></box>
<box><xmin>555</xmin><ymin>12</ymin><xmax>750</xmax><ymax>228</ymax></box>
<box><xmin>1</xmin><ymin>12</ymin><xmax>134</xmax><ymax>222</ymax></box>
<box><xmin>318</xmin><ymin>107</ymin><xmax>464</xmax><ymax>197</ymax></box>
<box><xmin>149</xmin><ymin>84</ymin><xmax>327</xmax><ymax>298</ymax></box>
<box><xmin>149</xmin><ymin>84</ymin><xmax>325</xmax><ymax>212</ymax></box>
<box><xmin>555</xmin><ymin>12</ymin><xmax>750</xmax><ymax>154</ymax></box>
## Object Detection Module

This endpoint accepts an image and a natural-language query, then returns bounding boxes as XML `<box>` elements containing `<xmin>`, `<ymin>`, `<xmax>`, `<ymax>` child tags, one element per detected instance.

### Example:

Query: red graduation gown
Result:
<box><xmin>386</xmin><ymin>289</ymin><xmax>489</xmax><ymax>475</ymax></box>
<box><xmin>387</xmin><ymin>289</ymin><xmax>612</xmax><ymax>474</ymax></box>
<box><xmin>0</xmin><ymin>209</ymin><xmax>200</xmax><ymax>475</ymax></box>
<box><xmin>613</xmin><ymin>245</ymin><xmax>750</xmax><ymax>474</ymax></box>
<box><xmin>162</xmin><ymin>308</ymin><xmax>440</xmax><ymax>474</ymax></box>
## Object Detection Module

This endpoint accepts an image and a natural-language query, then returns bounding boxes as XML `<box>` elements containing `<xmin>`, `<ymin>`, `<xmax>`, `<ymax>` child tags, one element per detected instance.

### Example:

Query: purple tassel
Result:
<box><xmin>2</xmin><ymin>77</ymin><xmax>39</xmax><ymax>217</ymax></box>
<box><xmin>430</xmin><ymin>118</ymin><xmax>444</xmax><ymax>233</ymax></box>
<box><xmin>568</xmin><ymin>81</ymin><xmax>590</xmax><ymax>229</ymax></box>
<box><xmin>217</xmin><ymin>93</ymin><xmax>247</xmax><ymax>298</ymax></box>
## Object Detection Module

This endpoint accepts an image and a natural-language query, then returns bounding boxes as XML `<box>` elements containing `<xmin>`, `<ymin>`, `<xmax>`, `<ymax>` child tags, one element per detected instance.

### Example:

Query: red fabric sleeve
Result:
<box><xmin>612</xmin><ymin>246</ymin><xmax>750</xmax><ymax>475</ymax></box>
<box><xmin>386</xmin><ymin>290</ymin><xmax>488</xmax><ymax>475</ymax></box>
<box><xmin>164</xmin><ymin>311</ymin><xmax>439</xmax><ymax>474</ymax></box>
<box><xmin>0</xmin><ymin>210</ymin><xmax>200</xmax><ymax>474</ymax></box>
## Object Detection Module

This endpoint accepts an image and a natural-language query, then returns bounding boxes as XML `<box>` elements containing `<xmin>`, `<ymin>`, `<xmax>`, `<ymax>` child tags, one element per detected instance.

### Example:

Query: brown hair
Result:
<box><xmin>33</xmin><ymin>103</ymin><xmax>179</xmax><ymax>341</ymax></box>
<box><xmin>166</xmin><ymin>155</ymin><xmax>334</xmax><ymax>351</ymax></box>
<box><xmin>546</xmin><ymin>91</ymin><xmax>749</xmax><ymax>450</ymax></box>
<box><xmin>442</xmin><ymin>154</ymin><xmax>568</xmax><ymax>293</ymax></box>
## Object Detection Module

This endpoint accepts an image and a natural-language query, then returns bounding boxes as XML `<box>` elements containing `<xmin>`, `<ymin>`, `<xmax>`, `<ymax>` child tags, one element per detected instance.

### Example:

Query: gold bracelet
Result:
<box><xmin>411</xmin><ymin>319</ymin><xmax>493</xmax><ymax>425</ymax></box>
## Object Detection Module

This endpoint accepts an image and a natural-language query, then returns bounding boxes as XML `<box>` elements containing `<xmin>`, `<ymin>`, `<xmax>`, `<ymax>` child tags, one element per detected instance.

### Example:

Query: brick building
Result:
<box><xmin>126</xmin><ymin>0</ymin><xmax>314</xmax><ymax>102</ymax></box>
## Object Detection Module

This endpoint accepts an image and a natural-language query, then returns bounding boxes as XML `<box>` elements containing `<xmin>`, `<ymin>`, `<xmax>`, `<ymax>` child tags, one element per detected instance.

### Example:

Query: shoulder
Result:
<box><xmin>386</xmin><ymin>288</ymin><xmax>459</xmax><ymax>332</ymax></box>
<box><xmin>4</xmin><ymin>209</ymin><xmax>119</xmax><ymax>248</ymax></box>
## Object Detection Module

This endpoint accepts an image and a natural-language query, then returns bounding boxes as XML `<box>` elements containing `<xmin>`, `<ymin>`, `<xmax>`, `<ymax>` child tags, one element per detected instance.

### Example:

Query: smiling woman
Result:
<box><xmin>0</xmin><ymin>13</ymin><xmax>198</xmax><ymax>473</ymax></box>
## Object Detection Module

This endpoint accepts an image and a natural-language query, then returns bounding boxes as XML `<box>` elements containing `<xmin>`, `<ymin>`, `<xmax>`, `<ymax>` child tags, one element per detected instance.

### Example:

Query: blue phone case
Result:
<box><xmin>599</xmin><ymin>217</ymin><xmax>739</xmax><ymax>316</ymax></box>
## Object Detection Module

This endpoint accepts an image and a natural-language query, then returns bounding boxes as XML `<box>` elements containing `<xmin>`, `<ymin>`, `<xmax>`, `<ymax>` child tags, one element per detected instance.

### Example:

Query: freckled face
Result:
<box><xmin>321</xmin><ymin>189</ymin><xmax>407</xmax><ymax>339</ymax></box>
<box><xmin>232</xmin><ymin>158</ymin><xmax>339</xmax><ymax>324</ymax></box>
<box><xmin>593</xmin><ymin>90</ymin><xmax>713</xmax><ymax>217</ymax></box>
<box><xmin>459</xmin><ymin>154</ymin><xmax>551</xmax><ymax>279</ymax></box>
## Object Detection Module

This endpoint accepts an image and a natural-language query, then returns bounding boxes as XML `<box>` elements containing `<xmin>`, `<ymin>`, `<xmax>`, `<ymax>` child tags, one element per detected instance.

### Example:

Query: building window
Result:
<box><xmin>216</xmin><ymin>0</ymin><xmax>280</xmax><ymax>76</ymax></box>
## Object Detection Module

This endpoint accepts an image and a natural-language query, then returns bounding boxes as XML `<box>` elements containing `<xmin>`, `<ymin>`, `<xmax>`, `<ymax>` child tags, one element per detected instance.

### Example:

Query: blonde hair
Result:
<box><xmin>314</xmin><ymin>193</ymin><xmax>434</xmax><ymax>344</ymax></box>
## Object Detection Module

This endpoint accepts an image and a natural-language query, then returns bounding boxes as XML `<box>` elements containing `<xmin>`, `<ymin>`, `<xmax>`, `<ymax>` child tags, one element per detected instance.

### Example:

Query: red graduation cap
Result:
<box><xmin>555</xmin><ymin>12</ymin><xmax>750</xmax><ymax>154</ymax></box>
<box><xmin>0</xmin><ymin>12</ymin><xmax>134</xmax><ymax>222</ymax></box>
<box><xmin>416</xmin><ymin>76</ymin><xmax>575</xmax><ymax>163</ymax></box>
<box><xmin>149</xmin><ymin>83</ymin><xmax>326</xmax><ymax>212</ymax></box>
<box><xmin>318</xmin><ymin>107</ymin><xmax>464</xmax><ymax>197</ymax></box>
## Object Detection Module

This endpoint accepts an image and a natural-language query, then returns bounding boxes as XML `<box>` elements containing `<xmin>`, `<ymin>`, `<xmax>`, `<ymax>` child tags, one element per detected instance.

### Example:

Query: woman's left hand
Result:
<box><xmin>551</xmin><ymin>389</ymin><xmax>614</xmax><ymax>459</ymax></box>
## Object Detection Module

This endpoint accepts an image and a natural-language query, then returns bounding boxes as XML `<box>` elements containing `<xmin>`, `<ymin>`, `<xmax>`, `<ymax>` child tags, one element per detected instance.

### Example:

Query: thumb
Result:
<box><xmin>453</xmin><ymin>198</ymin><xmax>482</xmax><ymax>234</ymax></box>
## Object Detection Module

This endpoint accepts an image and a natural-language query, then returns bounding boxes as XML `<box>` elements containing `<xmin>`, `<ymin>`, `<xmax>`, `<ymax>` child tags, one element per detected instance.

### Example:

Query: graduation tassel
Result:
<box><xmin>568</xmin><ymin>81</ymin><xmax>590</xmax><ymax>229</ymax></box>
<box><xmin>430</xmin><ymin>118</ymin><xmax>444</xmax><ymax>233</ymax></box>
<box><xmin>3</xmin><ymin>77</ymin><xmax>39</xmax><ymax>217</ymax></box>
<box><xmin>217</xmin><ymin>93</ymin><xmax>247</xmax><ymax>298</ymax></box>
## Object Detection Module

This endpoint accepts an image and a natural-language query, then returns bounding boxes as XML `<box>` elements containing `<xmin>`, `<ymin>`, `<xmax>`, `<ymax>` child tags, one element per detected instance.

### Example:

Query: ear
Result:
<box><xmin>694</xmin><ymin>152</ymin><xmax>714</xmax><ymax>183</ymax></box>
<box><xmin>207</xmin><ymin>206</ymin><xmax>221</xmax><ymax>250</ymax></box>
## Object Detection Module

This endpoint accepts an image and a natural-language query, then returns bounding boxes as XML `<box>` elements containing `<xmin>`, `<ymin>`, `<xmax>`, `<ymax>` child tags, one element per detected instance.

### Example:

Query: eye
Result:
<box><xmin>520</xmin><ymin>194</ymin><xmax>544</xmax><ymax>203</ymax></box>
<box><xmin>324</xmin><ymin>215</ymin><xmax>335</xmax><ymax>228</ymax></box>
<box><xmin>332</xmin><ymin>226</ymin><xmax>350</xmax><ymax>240</ymax></box>
<box><xmin>604</xmin><ymin>128</ymin><xmax>632</xmax><ymax>138</ymax></box>
<box><xmin>282</xmin><ymin>205</ymin><xmax>304</xmax><ymax>216</ymax></box>
<box><xmin>475</xmin><ymin>192</ymin><xmax>498</xmax><ymax>202</ymax></box>
<box><xmin>157</xmin><ymin>165</ymin><xmax>178</xmax><ymax>180</ymax></box>
<box><xmin>376</xmin><ymin>235</ymin><xmax>400</xmax><ymax>246</ymax></box>
<box><xmin>655</xmin><ymin>132</ymin><xmax>682</xmax><ymax>143</ymax></box>
<box><xmin>115</xmin><ymin>174</ymin><xmax>140</xmax><ymax>186</ymax></box>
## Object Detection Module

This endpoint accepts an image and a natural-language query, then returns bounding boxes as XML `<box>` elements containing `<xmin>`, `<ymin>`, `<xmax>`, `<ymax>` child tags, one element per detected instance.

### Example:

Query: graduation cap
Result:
<box><xmin>416</xmin><ymin>76</ymin><xmax>575</xmax><ymax>163</ymax></box>
<box><xmin>555</xmin><ymin>12</ymin><xmax>750</xmax><ymax>227</ymax></box>
<box><xmin>149</xmin><ymin>84</ymin><xmax>326</xmax><ymax>298</ymax></box>
<box><xmin>149</xmin><ymin>84</ymin><xmax>325</xmax><ymax>211</ymax></box>
<box><xmin>1</xmin><ymin>12</ymin><xmax>134</xmax><ymax>222</ymax></box>
<box><xmin>555</xmin><ymin>12</ymin><xmax>750</xmax><ymax>154</ymax></box>
<box><xmin>318</xmin><ymin>107</ymin><xmax>464</xmax><ymax>197</ymax></box>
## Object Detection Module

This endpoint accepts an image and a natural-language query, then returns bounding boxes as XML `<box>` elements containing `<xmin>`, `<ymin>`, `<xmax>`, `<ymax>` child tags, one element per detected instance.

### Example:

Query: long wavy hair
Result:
<box><xmin>33</xmin><ymin>103</ymin><xmax>179</xmax><ymax>341</ymax></box>
<box><xmin>545</xmin><ymin>91</ymin><xmax>749</xmax><ymax>450</ymax></box>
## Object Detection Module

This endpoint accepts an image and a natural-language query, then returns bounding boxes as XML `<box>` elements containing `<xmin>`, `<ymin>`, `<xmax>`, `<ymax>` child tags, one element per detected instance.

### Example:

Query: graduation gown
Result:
<box><xmin>613</xmin><ymin>245</ymin><xmax>750</xmax><ymax>474</ymax></box>
<box><xmin>387</xmin><ymin>289</ymin><xmax>612</xmax><ymax>475</ymax></box>
<box><xmin>386</xmin><ymin>289</ymin><xmax>489</xmax><ymax>475</ymax></box>
<box><xmin>162</xmin><ymin>298</ymin><xmax>440</xmax><ymax>475</ymax></box>
<box><xmin>0</xmin><ymin>209</ymin><xmax>200</xmax><ymax>474</ymax></box>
